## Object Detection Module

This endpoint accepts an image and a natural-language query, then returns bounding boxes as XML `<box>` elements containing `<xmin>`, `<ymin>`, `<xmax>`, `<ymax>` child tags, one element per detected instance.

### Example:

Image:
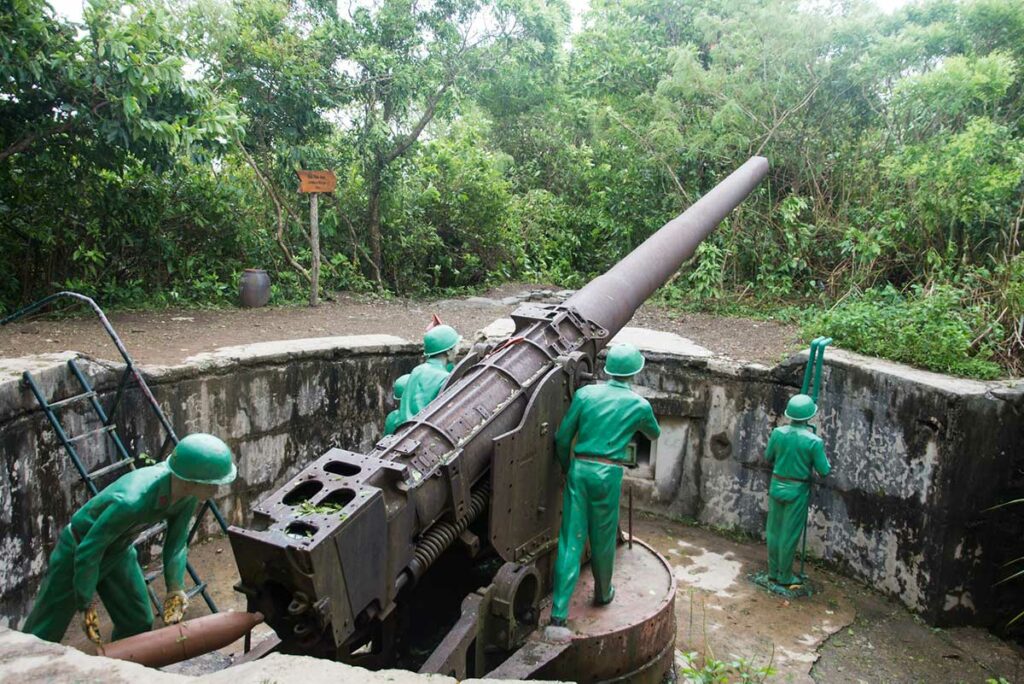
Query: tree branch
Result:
<box><xmin>607</xmin><ymin>109</ymin><xmax>691</xmax><ymax>202</ymax></box>
<box><xmin>383</xmin><ymin>81</ymin><xmax>450</xmax><ymax>165</ymax></box>
<box><xmin>237</xmin><ymin>140</ymin><xmax>312</xmax><ymax>284</ymax></box>
<box><xmin>755</xmin><ymin>75</ymin><xmax>824</xmax><ymax>156</ymax></box>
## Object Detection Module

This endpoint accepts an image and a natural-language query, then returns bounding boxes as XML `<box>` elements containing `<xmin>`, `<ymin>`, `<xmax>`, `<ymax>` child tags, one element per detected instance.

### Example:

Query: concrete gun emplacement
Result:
<box><xmin>229</xmin><ymin>157</ymin><xmax>769</xmax><ymax>680</ymax></box>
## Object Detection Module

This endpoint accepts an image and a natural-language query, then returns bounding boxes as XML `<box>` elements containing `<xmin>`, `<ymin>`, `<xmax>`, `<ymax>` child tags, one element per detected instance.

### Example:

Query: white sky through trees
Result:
<box><xmin>50</xmin><ymin>0</ymin><xmax>917</xmax><ymax>27</ymax></box>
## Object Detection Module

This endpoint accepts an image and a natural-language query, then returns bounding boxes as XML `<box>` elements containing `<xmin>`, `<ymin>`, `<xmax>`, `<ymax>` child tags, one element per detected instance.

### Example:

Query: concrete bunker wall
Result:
<box><xmin>0</xmin><ymin>336</ymin><xmax>420</xmax><ymax>628</ymax></box>
<box><xmin>624</xmin><ymin>346</ymin><xmax>1023</xmax><ymax>626</ymax></box>
<box><xmin>1</xmin><ymin>330</ymin><xmax>1021</xmax><ymax>634</ymax></box>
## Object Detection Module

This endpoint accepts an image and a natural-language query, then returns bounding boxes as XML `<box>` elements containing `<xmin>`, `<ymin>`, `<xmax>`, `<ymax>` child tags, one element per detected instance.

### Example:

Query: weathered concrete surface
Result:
<box><xmin>624</xmin><ymin>343</ymin><xmax>1024</xmax><ymax>628</ymax></box>
<box><xmin>637</xmin><ymin>517</ymin><xmax>854</xmax><ymax>683</ymax></box>
<box><xmin>0</xmin><ymin>336</ymin><xmax>421</xmax><ymax>629</ymax></box>
<box><xmin>0</xmin><ymin>627</ymin><xmax>183</xmax><ymax>683</ymax></box>
<box><xmin>2</xmin><ymin>325</ymin><xmax>1022</xmax><ymax>636</ymax></box>
<box><xmin>639</xmin><ymin>516</ymin><xmax>1023</xmax><ymax>684</ymax></box>
<box><xmin>0</xmin><ymin>627</ymin><xmax>556</xmax><ymax>683</ymax></box>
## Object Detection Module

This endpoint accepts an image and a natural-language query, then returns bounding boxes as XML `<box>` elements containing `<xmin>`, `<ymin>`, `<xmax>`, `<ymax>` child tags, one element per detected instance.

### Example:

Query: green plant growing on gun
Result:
<box><xmin>296</xmin><ymin>501</ymin><xmax>348</xmax><ymax>518</ymax></box>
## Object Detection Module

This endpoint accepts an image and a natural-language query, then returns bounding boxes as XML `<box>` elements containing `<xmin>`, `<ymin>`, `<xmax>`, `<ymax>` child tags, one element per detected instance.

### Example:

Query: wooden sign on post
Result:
<box><xmin>297</xmin><ymin>170</ymin><xmax>337</xmax><ymax>193</ymax></box>
<box><xmin>296</xmin><ymin>170</ymin><xmax>337</xmax><ymax>307</ymax></box>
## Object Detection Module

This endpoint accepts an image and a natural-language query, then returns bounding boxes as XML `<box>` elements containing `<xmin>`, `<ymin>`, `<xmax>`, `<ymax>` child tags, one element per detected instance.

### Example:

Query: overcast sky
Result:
<box><xmin>50</xmin><ymin>0</ymin><xmax>916</xmax><ymax>26</ymax></box>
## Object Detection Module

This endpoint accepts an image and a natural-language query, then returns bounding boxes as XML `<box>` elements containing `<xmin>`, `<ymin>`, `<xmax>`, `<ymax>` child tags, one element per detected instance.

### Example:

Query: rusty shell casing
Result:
<box><xmin>96</xmin><ymin>611</ymin><xmax>264</xmax><ymax>668</ymax></box>
<box><xmin>228</xmin><ymin>157</ymin><xmax>768</xmax><ymax>658</ymax></box>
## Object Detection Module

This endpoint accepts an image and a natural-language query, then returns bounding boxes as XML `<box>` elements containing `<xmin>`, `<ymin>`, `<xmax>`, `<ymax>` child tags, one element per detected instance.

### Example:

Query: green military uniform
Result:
<box><xmin>395</xmin><ymin>357</ymin><xmax>451</xmax><ymax>426</ymax></box>
<box><xmin>765</xmin><ymin>407</ymin><xmax>831</xmax><ymax>584</ymax></box>
<box><xmin>23</xmin><ymin>433</ymin><xmax>236</xmax><ymax>644</ymax></box>
<box><xmin>23</xmin><ymin>463</ymin><xmax>198</xmax><ymax>642</ymax></box>
<box><xmin>384</xmin><ymin>374</ymin><xmax>411</xmax><ymax>436</ymax></box>
<box><xmin>384</xmin><ymin>410</ymin><xmax>401</xmax><ymax>436</ymax></box>
<box><xmin>394</xmin><ymin>325</ymin><xmax>460</xmax><ymax>428</ymax></box>
<box><xmin>551</xmin><ymin>346</ymin><xmax>660</xmax><ymax>623</ymax></box>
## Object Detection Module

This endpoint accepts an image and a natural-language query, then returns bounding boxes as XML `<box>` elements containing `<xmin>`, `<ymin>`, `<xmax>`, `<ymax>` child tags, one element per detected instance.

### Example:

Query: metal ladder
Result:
<box><xmin>2</xmin><ymin>292</ymin><xmax>229</xmax><ymax>616</ymax></box>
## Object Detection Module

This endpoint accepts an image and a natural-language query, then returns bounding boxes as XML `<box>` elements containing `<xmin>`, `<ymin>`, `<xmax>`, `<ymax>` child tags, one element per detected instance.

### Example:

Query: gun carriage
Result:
<box><xmin>229</xmin><ymin>157</ymin><xmax>769</xmax><ymax>681</ymax></box>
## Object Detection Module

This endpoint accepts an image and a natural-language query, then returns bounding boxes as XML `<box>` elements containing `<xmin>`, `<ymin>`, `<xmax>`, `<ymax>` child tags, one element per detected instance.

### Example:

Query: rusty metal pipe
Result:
<box><xmin>566</xmin><ymin>156</ymin><xmax>769</xmax><ymax>344</ymax></box>
<box><xmin>96</xmin><ymin>612</ymin><xmax>264</xmax><ymax>668</ymax></box>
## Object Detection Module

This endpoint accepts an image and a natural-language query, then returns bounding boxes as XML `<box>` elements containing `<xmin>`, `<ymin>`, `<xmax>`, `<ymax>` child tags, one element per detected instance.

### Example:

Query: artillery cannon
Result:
<box><xmin>229</xmin><ymin>157</ymin><xmax>769</xmax><ymax>681</ymax></box>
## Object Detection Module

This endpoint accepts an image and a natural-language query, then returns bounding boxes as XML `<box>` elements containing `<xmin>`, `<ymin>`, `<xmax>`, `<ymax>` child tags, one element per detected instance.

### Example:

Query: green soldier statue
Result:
<box><xmin>548</xmin><ymin>343</ymin><xmax>661</xmax><ymax>631</ymax></box>
<box><xmin>22</xmin><ymin>433</ymin><xmax>237</xmax><ymax>644</ymax></box>
<box><xmin>765</xmin><ymin>394</ymin><xmax>831</xmax><ymax>586</ymax></box>
<box><xmin>384</xmin><ymin>374</ymin><xmax>411</xmax><ymax>436</ymax></box>
<box><xmin>394</xmin><ymin>324</ymin><xmax>461</xmax><ymax>426</ymax></box>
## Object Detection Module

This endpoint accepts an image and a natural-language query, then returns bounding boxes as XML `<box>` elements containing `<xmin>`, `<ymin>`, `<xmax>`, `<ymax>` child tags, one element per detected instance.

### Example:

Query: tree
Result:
<box><xmin>342</xmin><ymin>0</ymin><xmax>551</xmax><ymax>284</ymax></box>
<box><xmin>0</xmin><ymin>0</ymin><xmax>242</xmax><ymax>307</ymax></box>
<box><xmin>193</xmin><ymin>0</ymin><xmax>346</xmax><ymax>298</ymax></box>
<box><xmin>1</xmin><ymin>0</ymin><xmax>239</xmax><ymax>166</ymax></box>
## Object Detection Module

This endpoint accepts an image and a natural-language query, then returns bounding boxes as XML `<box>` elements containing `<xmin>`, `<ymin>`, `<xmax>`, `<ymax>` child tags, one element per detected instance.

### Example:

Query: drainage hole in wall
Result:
<box><xmin>710</xmin><ymin>432</ymin><xmax>732</xmax><ymax>460</ymax></box>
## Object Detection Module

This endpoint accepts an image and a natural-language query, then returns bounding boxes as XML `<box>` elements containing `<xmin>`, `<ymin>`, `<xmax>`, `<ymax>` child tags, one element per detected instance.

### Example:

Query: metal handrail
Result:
<box><xmin>1</xmin><ymin>291</ymin><xmax>179</xmax><ymax>446</ymax></box>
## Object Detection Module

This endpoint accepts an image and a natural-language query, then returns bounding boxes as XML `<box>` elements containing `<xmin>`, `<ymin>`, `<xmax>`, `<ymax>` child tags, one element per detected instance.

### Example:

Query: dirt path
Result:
<box><xmin>0</xmin><ymin>285</ymin><xmax>802</xmax><ymax>367</ymax></box>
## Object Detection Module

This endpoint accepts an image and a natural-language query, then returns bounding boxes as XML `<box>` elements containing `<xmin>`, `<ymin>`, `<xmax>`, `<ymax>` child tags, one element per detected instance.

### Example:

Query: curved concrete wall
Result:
<box><xmin>0</xmin><ymin>336</ymin><xmax>420</xmax><ymax>628</ymax></box>
<box><xmin>1</xmin><ymin>328</ymin><xmax>1021</xmax><ymax>634</ymax></box>
<box><xmin>614</xmin><ymin>336</ymin><xmax>1024</xmax><ymax>627</ymax></box>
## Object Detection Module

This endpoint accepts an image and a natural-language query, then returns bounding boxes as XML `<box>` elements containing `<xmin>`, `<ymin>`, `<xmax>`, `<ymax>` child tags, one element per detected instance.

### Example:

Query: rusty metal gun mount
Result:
<box><xmin>229</xmin><ymin>157</ymin><xmax>769</xmax><ymax>680</ymax></box>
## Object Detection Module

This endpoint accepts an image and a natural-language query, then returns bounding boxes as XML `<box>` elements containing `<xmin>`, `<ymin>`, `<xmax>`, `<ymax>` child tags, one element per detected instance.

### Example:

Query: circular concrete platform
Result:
<box><xmin>490</xmin><ymin>538</ymin><xmax>677</xmax><ymax>683</ymax></box>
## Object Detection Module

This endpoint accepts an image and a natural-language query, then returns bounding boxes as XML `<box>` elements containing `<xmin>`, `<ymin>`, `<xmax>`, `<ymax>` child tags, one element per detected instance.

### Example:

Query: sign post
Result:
<box><xmin>309</xmin><ymin>192</ymin><xmax>319</xmax><ymax>306</ymax></box>
<box><xmin>296</xmin><ymin>170</ymin><xmax>337</xmax><ymax>307</ymax></box>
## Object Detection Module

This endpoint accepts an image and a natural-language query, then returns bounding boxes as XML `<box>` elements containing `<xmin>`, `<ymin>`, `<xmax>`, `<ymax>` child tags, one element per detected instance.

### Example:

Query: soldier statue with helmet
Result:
<box><xmin>23</xmin><ymin>433</ymin><xmax>237</xmax><ymax>645</ymax></box>
<box><xmin>547</xmin><ymin>343</ymin><xmax>661</xmax><ymax>637</ymax></box>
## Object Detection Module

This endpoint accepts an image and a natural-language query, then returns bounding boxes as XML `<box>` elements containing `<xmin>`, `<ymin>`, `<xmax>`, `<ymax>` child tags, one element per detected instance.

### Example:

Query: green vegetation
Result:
<box><xmin>677</xmin><ymin>650</ymin><xmax>775</xmax><ymax>683</ymax></box>
<box><xmin>2</xmin><ymin>0</ymin><xmax>1022</xmax><ymax>378</ymax></box>
<box><xmin>807</xmin><ymin>284</ymin><xmax>1005</xmax><ymax>379</ymax></box>
<box><xmin>296</xmin><ymin>501</ymin><xmax>347</xmax><ymax>518</ymax></box>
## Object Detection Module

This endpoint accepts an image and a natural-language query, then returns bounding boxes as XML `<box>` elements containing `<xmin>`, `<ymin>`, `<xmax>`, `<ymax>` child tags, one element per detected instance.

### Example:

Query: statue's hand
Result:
<box><xmin>82</xmin><ymin>601</ymin><xmax>102</xmax><ymax>645</ymax></box>
<box><xmin>162</xmin><ymin>590</ymin><xmax>189</xmax><ymax>624</ymax></box>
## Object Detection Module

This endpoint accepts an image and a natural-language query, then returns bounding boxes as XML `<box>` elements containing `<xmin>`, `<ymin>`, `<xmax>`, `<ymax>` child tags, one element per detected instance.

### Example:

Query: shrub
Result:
<box><xmin>805</xmin><ymin>285</ymin><xmax>1004</xmax><ymax>379</ymax></box>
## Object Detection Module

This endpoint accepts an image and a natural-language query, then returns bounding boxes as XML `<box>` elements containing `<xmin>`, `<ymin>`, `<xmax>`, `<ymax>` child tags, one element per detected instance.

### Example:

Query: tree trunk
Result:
<box><xmin>367</xmin><ymin>169</ymin><xmax>384</xmax><ymax>286</ymax></box>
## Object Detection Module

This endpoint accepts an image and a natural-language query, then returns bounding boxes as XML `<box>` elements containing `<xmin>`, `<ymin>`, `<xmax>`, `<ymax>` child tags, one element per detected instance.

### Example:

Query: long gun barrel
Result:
<box><xmin>568</xmin><ymin>157</ymin><xmax>770</xmax><ymax>337</ymax></box>
<box><xmin>228</xmin><ymin>156</ymin><xmax>769</xmax><ymax>662</ymax></box>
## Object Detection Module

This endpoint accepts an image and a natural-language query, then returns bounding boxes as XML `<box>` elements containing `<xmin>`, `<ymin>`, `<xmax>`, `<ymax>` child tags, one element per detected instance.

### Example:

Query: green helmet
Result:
<box><xmin>424</xmin><ymin>325</ymin><xmax>460</xmax><ymax>357</ymax></box>
<box><xmin>167</xmin><ymin>433</ymin><xmax>237</xmax><ymax>485</ymax></box>
<box><xmin>393</xmin><ymin>374</ymin><xmax>410</xmax><ymax>400</ymax></box>
<box><xmin>605</xmin><ymin>343</ymin><xmax>645</xmax><ymax>377</ymax></box>
<box><xmin>784</xmin><ymin>394</ymin><xmax>817</xmax><ymax>421</ymax></box>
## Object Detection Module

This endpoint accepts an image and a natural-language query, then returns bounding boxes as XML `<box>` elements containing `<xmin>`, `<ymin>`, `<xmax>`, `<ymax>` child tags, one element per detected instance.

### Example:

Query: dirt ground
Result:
<box><xmin>0</xmin><ymin>284</ymin><xmax>802</xmax><ymax>367</ymax></box>
<box><xmin>61</xmin><ymin>516</ymin><xmax>1024</xmax><ymax>683</ymax></box>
